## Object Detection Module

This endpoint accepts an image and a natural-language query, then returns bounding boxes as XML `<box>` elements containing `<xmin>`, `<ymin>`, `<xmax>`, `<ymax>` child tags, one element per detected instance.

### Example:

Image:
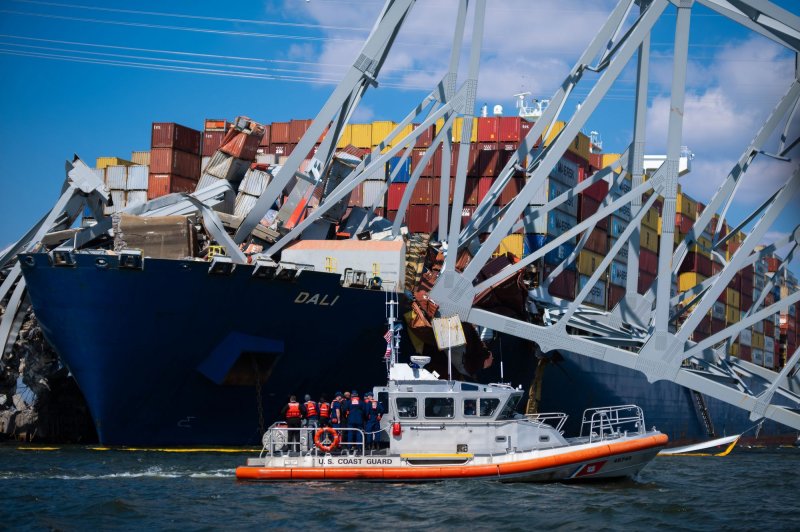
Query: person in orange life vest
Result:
<box><xmin>302</xmin><ymin>394</ymin><xmax>319</xmax><ymax>446</ymax></box>
<box><xmin>318</xmin><ymin>395</ymin><xmax>331</xmax><ymax>427</ymax></box>
<box><xmin>344</xmin><ymin>390</ymin><xmax>366</xmax><ymax>445</ymax></box>
<box><xmin>364</xmin><ymin>391</ymin><xmax>384</xmax><ymax>451</ymax></box>
<box><xmin>280</xmin><ymin>395</ymin><xmax>305</xmax><ymax>452</ymax></box>
<box><xmin>330</xmin><ymin>391</ymin><xmax>344</xmax><ymax>431</ymax></box>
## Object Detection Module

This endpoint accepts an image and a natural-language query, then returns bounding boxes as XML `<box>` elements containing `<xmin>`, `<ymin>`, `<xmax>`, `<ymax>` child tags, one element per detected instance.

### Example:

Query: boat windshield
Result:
<box><xmin>496</xmin><ymin>395</ymin><xmax>521</xmax><ymax>420</ymax></box>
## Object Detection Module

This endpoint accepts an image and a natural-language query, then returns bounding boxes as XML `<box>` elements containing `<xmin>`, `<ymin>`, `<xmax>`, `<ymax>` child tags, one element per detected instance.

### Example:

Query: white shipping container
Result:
<box><xmin>110</xmin><ymin>190</ymin><xmax>126</xmax><ymax>209</ymax></box>
<box><xmin>239</xmin><ymin>169</ymin><xmax>270</xmax><ymax>196</ymax></box>
<box><xmin>578</xmin><ymin>275</ymin><xmax>607</xmax><ymax>307</ymax></box>
<box><xmin>93</xmin><ymin>167</ymin><xmax>105</xmax><ymax>184</ymax></box>
<box><xmin>609</xmin><ymin>261</ymin><xmax>627</xmax><ymax>287</ymax></box>
<box><xmin>126</xmin><ymin>191</ymin><xmax>147</xmax><ymax>207</ymax></box>
<box><xmin>255</xmin><ymin>153</ymin><xmax>276</xmax><ymax>165</ymax></box>
<box><xmin>205</xmin><ymin>152</ymin><xmax>251</xmax><ymax>181</ymax></box>
<box><xmin>712</xmin><ymin>301</ymin><xmax>726</xmax><ymax>320</ymax></box>
<box><xmin>106</xmin><ymin>165</ymin><xmax>128</xmax><ymax>190</ymax></box>
<box><xmin>201</xmin><ymin>156</ymin><xmax>211</xmax><ymax>173</ymax></box>
<box><xmin>608</xmin><ymin>237</ymin><xmax>629</xmax><ymax>264</ymax></box>
<box><xmin>765</xmin><ymin>350</ymin><xmax>775</xmax><ymax>368</ymax></box>
<box><xmin>752</xmin><ymin>348</ymin><xmax>764</xmax><ymax>366</ymax></box>
<box><xmin>126</xmin><ymin>165</ymin><xmax>149</xmax><ymax>190</ymax></box>
<box><xmin>754</xmin><ymin>320</ymin><xmax>764</xmax><ymax>333</ymax></box>
<box><xmin>234</xmin><ymin>193</ymin><xmax>258</xmax><ymax>218</ymax></box>
<box><xmin>549</xmin><ymin>157</ymin><xmax>579</xmax><ymax>188</ymax></box>
<box><xmin>362</xmin><ymin>181</ymin><xmax>386</xmax><ymax>208</ymax></box>
<box><xmin>609</xmin><ymin>215</ymin><xmax>628</xmax><ymax>238</ymax></box>
<box><xmin>764</xmin><ymin>336</ymin><xmax>775</xmax><ymax>353</ymax></box>
<box><xmin>524</xmin><ymin>208</ymin><xmax>577</xmax><ymax>238</ymax></box>
<box><xmin>740</xmin><ymin>328</ymin><xmax>752</xmax><ymax>347</ymax></box>
<box><xmin>529</xmin><ymin>179</ymin><xmax>578</xmax><ymax>217</ymax></box>
<box><xmin>281</xmin><ymin>239</ymin><xmax>406</xmax><ymax>291</ymax></box>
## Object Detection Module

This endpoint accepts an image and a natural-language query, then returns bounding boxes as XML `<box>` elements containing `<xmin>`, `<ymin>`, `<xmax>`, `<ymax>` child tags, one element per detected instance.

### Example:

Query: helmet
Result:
<box><xmin>352</xmin><ymin>390</ymin><xmax>359</xmax><ymax>396</ymax></box>
<box><xmin>335</xmin><ymin>391</ymin><xmax>343</xmax><ymax>397</ymax></box>
<box><xmin>365</xmin><ymin>391</ymin><xmax>373</xmax><ymax>397</ymax></box>
<box><xmin>304</xmin><ymin>394</ymin><xmax>311</xmax><ymax>402</ymax></box>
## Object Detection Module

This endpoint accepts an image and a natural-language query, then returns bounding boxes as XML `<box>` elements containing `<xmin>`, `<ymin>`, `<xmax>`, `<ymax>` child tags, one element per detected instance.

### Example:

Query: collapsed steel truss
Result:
<box><xmin>2</xmin><ymin>0</ymin><xmax>799</xmax><ymax>430</ymax></box>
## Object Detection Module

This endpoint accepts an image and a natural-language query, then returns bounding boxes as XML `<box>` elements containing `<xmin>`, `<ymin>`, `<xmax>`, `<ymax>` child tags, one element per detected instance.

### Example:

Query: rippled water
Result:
<box><xmin>2</xmin><ymin>445</ymin><xmax>799</xmax><ymax>530</ymax></box>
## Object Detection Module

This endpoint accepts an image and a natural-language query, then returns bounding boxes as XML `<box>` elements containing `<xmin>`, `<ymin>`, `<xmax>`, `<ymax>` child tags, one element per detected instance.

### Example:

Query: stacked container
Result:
<box><xmin>148</xmin><ymin>122</ymin><xmax>202</xmax><ymax>199</ymax></box>
<box><xmin>102</xmin><ymin>164</ymin><xmax>149</xmax><ymax>214</ymax></box>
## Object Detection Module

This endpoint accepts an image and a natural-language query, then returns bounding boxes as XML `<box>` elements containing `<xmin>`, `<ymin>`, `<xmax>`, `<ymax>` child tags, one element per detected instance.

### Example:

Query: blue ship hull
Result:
<box><xmin>21</xmin><ymin>253</ymin><xmax>391</xmax><ymax>446</ymax></box>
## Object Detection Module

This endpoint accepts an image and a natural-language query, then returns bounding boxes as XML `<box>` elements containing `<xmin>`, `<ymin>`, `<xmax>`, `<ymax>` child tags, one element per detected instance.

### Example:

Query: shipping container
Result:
<box><xmin>549</xmin><ymin>157</ymin><xmax>579</xmax><ymax>188</ymax></box>
<box><xmin>678</xmin><ymin>272</ymin><xmax>707</xmax><ymax>293</ymax></box>
<box><xmin>608</xmin><ymin>284</ymin><xmax>625</xmax><ymax>309</ymax></box>
<box><xmin>446</xmin><ymin>177</ymin><xmax>481</xmax><ymax>206</ymax></box>
<box><xmin>477</xmin><ymin>144</ymin><xmax>500</xmax><ymax>177</ymax></box>
<box><xmin>609</xmin><ymin>216</ymin><xmax>628</xmax><ymax>239</ymax></box>
<box><xmin>740</xmin><ymin>328</ymin><xmax>752</xmax><ymax>347</ymax></box>
<box><xmin>739</xmin><ymin>344</ymin><xmax>752</xmax><ymax>362</ymax></box>
<box><xmin>388</xmin><ymin>156</ymin><xmax>412</xmax><ymax>183</ymax></box>
<box><xmin>752</xmin><ymin>331</ymin><xmax>765</xmax><ymax>349</ymax></box>
<box><xmin>546</xmin><ymin>267</ymin><xmax>577</xmax><ymax>301</ymax></box>
<box><xmin>414</xmin><ymin>124</ymin><xmax>434</xmax><ymax>148</ymax></box>
<box><xmin>752</xmin><ymin>348</ymin><xmax>764</xmax><ymax>366</ymax></box>
<box><xmin>581</xmin><ymin>179</ymin><xmax>609</xmax><ymax>203</ymax></box>
<box><xmin>130</xmin><ymin>151</ymin><xmax>150</xmax><ymax>166</ymax></box>
<box><xmin>362</xmin><ymin>181</ymin><xmax>385</xmax><ymax>209</ymax></box>
<box><xmin>676</xmin><ymin>192</ymin><xmax>697</xmax><ymax>219</ymax></box>
<box><xmin>411</xmin><ymin>147</ymin><xmax>440</xmax><ymax>178</ymax></box>
<box><xmin>679</xmin><ymin>251</ymin><xmax>712</xmax><ymax>277</ymax></box>
<box><xmin>642</xmin><ymin>205</ymin><xmax>659</xmax><ymax>231</ymax></box>
<box><xmin>525</xmin><ymin>208</ymin><xmax>577</xmax><ymax>238</ymax></box>
<box><xmin>387</xmin><ymin>183</ymin><xmax>407</xmax><ymax>211</ymax></box>
<box><xmin>726</xmin><ymin>288</ymin><xmax>741</xmax><ymax>309</ymax></box>
<box><xmin>336</xmin><ymin>124</ymin><xmax>353</xmax><ymax>149</ymax></box>
<box><xmin>371</xmin><ymin>121</ymin><xmax>397</xmax><ymax>147</ymax></box>
<box><xmin>543</xmin><ymin>241</ymin><xmax>577</xmax><ymax>269</ymax></box>
<box><xmin>578</xmin><ymin>195</ymin><xmax>608</xmax><ymax>231</ymax></box>
<box><xmin>126</xmin><ymin>190</ymin><xmax>147</xmax><ymax>207</ymax></box>
<box><xmin>202</xmin><ymin>131</ymin><xmax>226</xmax><ymax>157</ymax></box>
<box><xmin>494</xmin><ymin>234</ymin><xmax>524</xmax><ymax>259</ymax></box>
<box><xmin>497</xmin><ymin>177</ymin><xmax>525</xmax><ymax>206</ymax></box>
<box><xmin>498</xmin><ymin>116</ymin><xmax>532</xmax><ymax>142</ymax></box>
<box><xmin>609</xmin><ymin>236</ymin><xmax>629</xmax><ymax>264</ymax></box>
<box><xmin>639</xmin><ymin>248</ymin><xmax>658</xmax><ymax>275</ymax></box>
<box><xmin>149</xmin><ymin>148</ymin><xmax>201</xmax><ymax>179</ymax></box>
<box><xmin>577</xmin><ymin>250</ymin><xmax>608</xmax><ymax>281</ymax></box>
<box><xmin>289</xmin><ymin>119</ymin><xmax>313</xmax><ymax>143</ymax></box>
<box><xmin>584</xmin><ymin>227</ymin><xmax>608</xmax><ymax>255</ymax></box>
<box><xmin>219</xmin><ymin>127</ymin><xmax>262</xmax><ymax>161</ymax></box>
<box><xmin>96</xmin><ymin>156</ymin><xmax>133</xmax><ymax>170</ymax></box>
<box><xmin>271</xmin><ymin>122</ymin><xmax>291</xmax><ymax>144</ymax></box>
<box><xmin>147</xmin><ymin>173</ymin><xmax>197</xmax><ymax>199</ymax></box>
<box><xmin>105</xmin><ymin>165</ymin><xmax>128</xmax><ymax>190</ymax></box>
<box><xmin>269</xmin><ymin>143</ymin><xmax>294</xmax><ymax>157</ymax></box>
<box><xmin>204</xmin><ymin>118</ymin><xmax>229</xmax><ymax>132</ymax></box>
<box><xmin>477</xmin><ymin>117</ymin><xmax>500</xmax><ymax>142</ymax></box>
<box><xmin>452</xmin><ymin>117</ymin><xmax>478</xmax><ymax>143</ymax></box>
<box><xmin>712</xmin><ymin>300</ymin><xmax>726</xmax><ymax>320</ymax></box>
<box><xmin>411</xmin><ymin>177</ymin><xmax>437</xmax><ymax>205</ymax></box>
<box><xmin>639</xmin><ymin>225</ymin><xmax>659</xmax><ymax>253</ymax></box>
<box><xmin>351</xmin><ymin>124</ymin><xmax>373</xmax><ymax>148</ymax></box>
<box><xmin>638</xmin><ymin>271</ymin><xmax>655</xmax><ymax>295</ymax></box>
<box><xmin>151</xmin><ymin>122</ymin><xmax>201</xmax><ymax>155</ymax></box>
<box><xmin>529</xmin><ymin>179</ymin><xmax>578</xmax><ymax>217</ymax></box>
<box><xmin>609</xmin><ymin>261</ymin><xmax>627</xmax><ymax>287</ymax></box>
<box><xmin>126</xmin><ymin>165</ymin><xmax>149</xmax><ymax>190</ymax></box>
<box><xmin>578</xmin><ymin>275</ymin><xmax>607</xmax><ymax>308</ymax></box>
<box><xmin>406</xmin><ymin>204</ymin><xmax>439</xmax><ymax>233</ymax></box>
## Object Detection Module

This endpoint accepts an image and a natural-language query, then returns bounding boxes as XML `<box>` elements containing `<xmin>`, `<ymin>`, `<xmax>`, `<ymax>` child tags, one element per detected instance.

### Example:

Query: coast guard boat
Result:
<box><xmin>235</xmin><ymin>305</ymin><xmax>668</xmax><ymax>482</ymax></box>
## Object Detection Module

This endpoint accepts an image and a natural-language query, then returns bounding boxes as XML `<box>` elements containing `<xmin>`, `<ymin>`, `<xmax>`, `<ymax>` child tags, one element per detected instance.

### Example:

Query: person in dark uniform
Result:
<box><xmin>318</xmin><ymin>395</ymin><xmax>331</xmax><ymax>427</ymax></box>
<box><xmin>281</xmin><ymin>395</ymin><xmax>304</xmax><ymax>452</ymax></box>
<box><xmin>344</xmin><ymin>390</ymin><xmax>366</xmax><ymax>446</ymax></box>
<box><xmin>364</xmin><ymin>391</ymin><xmax>384</xmax><ymax>451</ymax></box>
<box><xmin>330</xmin><ymin>391</ymin><xmax>344</xmax><ymax>431</ymax></box>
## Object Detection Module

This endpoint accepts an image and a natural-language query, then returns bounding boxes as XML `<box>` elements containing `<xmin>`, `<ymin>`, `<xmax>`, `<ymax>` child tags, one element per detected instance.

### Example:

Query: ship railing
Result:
<box><xmin>579</xmin><ymin>405</ymin><xmax>646</xmax><ymax>443</ymax></box>
<box><xmin>259</xmin><ymin>423</ymin><xmax>367</xmax><ymax>457</ymax></box>
<box><xmin>525</xmin><ymin>412</ymin><xmax>568</xmax><ymax>432</ymax></box>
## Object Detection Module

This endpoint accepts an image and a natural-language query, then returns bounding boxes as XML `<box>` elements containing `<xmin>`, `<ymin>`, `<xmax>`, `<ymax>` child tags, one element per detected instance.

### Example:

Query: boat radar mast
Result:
<box><xmin>514</xmin><ymin>92</ymin><xmax>549</xmax><ymax>121</ymax></box>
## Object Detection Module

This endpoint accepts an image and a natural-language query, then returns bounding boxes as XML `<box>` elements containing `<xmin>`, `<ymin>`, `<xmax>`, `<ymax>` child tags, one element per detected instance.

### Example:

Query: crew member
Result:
<box><xmin>302</xmin><ymin>394</ymin><xmax>319</xmax><ymax>449</ymax></box>
<box><xmin>281</xmin><ymin>395</ymin><xmax>304</xmax><ymax>452</ymax></box>
<box><xmin>318</xmin><ymin>395</ymin><xmax>331</xmax><ymax>427</ymax></box>
<box><xmin>330</xmin><ymin>391</ymin><xmax>344</xmax><ymax>431</ymax></box>
<box><xmin>342</xmin><ymin>391</ymin><xmax>351</xmax><ymax>426</ymax></box>
<box><xmin>344</xmin><ymin>390</ymin><xmax>366</xmax><ymax>446</ymax></box>
<box><xmin>364</xmin><ymin>391</ymin><xmax>384</xmax><ymax>451</ymax></box>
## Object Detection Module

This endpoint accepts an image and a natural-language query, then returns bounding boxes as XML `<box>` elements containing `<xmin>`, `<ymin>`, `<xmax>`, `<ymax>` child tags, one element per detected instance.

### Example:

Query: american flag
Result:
<box><xmin>384</xmin><ymin>329</ymin><xmax>392</xmax><ymax>343</ymax></box>
<box><xmin>384</xmin><ymin>343</ymin><xmax>392</xmax><ymax>360</ymax></box>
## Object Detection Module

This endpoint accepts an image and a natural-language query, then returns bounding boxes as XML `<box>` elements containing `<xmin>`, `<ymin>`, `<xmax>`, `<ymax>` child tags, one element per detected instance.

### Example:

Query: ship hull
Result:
<box><xmin>21</xmin><ymin>253</ymin><xmax>392</xmax><ymax>446</ymax></box>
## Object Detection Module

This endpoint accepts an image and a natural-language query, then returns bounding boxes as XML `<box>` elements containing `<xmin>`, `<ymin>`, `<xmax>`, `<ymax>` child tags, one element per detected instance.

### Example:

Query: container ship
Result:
<box><xmin>9</xmin><ymin>107</ymin><xmax>799</xmax><ymax>446</ymax></box>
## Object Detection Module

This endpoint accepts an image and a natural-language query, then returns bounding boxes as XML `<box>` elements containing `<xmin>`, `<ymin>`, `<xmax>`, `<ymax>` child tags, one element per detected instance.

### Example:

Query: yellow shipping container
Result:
<box><xmin>678</xmin><ymin>272</ymin><xmax>707</xmax><ymax>293</ymax></box>
<box><xmin>640</xmin><ymin>226</ymin><xmax>659</xmax><ymax>253</ymax></box>
<box><xmin>577</xmin><ymin>250</ymin><xmax>608</xmax><ymax>280</ymax></box>
<box><xmin>336</xmin><ymin>124</ymin><xmax>353</xmax><ymax>148</ymax></box>
<box><xmin>728</xmin><ymin>341</ymin><xmax>739</xmax><ymax>358</ymax></box>
<box><xmin>435</xmin><ymin>117</ymin><xmax>446</xmax><ymax>135</ymax></box>
<box><xmin>493</xmin><ymin>234</ymin><xmax>524</xmax><ymax>259</ymax></box>
<box><xmin>725</xmin><ymin>304</ymin><xmax>739</xmax><ymax>324</ymax></box>
<box><xmin>452</xmin><ymin>117</ymin><xmax>478</xmax><ymax>143</ymax></box>
<box><xmin>351</xmin><ymin>124</ymin><xmax>372</xmax><ymax>148</ymax></box>
<box><xmin>96</xmin><ymin>156</ymin><xmax>133</xmax><ymax>170</ymax></box>
<box><xmin>371</xmin><ymin>121</ymin><xmax>397</xmax><ymax>147</ymax></box>
<box><xmin>726</xmin><ymin>288</ymin><xmax>740</xmax><ymax>309</ymax></box>
<box><xmin>602</xmin><ymin>152</ymin><xmax>622</xmax><ymax>169</ymax></box>
<box><xmin>393</xmin><ymin>123</ymin><xmax>415</xmax><ymax>148</ymax></box>
<box><xmin>542</xmin><ymin>121</ymin><xmax>590</xmax><ymax>162</ymax></box>
<box><xmin>642</xmin><ymin>206</ymin><xmax>659</xmax><ymax>231</ymax></box>
<box><xmin>130</xmin><ymin>151</ymin><xmax>150</xmax><ymax>166</ymax></box>
<box><xmin>676</xmin><ymin>192</ymin><xmax>697</xmax><ymax>219</ymax></box>
<box><xmin>752</xmin><ymin>332</ymin><xmax>765</xmax><ymax>349</ymax></box>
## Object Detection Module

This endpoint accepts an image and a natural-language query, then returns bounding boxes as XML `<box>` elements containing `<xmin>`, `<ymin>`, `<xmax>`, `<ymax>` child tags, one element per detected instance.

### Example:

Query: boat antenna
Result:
<box><xmin>385</xmin><ymin>291</ymin><xmax>399</xmax><ymax>372</ymax></box>
<box><xmin>498</xmin><ymin>333</ymin><xmax>504</xmax><ymax>383</ymax></box>
<box><xmin>447</xmin><ymin>323</ymin><xmax>452</xmax><ymax>382</ymax></box>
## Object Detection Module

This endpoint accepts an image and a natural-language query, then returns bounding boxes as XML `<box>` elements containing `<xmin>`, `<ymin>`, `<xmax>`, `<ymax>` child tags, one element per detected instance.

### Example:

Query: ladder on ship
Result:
<box><xmin>691</xmin><ymin>390</ymin><xmax>716</xmax><ymax>439</ymax></box>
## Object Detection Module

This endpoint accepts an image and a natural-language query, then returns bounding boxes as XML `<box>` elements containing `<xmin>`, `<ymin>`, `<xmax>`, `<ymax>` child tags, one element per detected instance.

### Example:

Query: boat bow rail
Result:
<box><xmin>579</xmin><ymin>405</ymin><xmax>647</xmax><ymax>444</ymax></box>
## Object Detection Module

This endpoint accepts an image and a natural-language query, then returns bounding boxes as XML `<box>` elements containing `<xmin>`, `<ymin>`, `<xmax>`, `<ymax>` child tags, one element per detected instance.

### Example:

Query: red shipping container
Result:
<box><xmin>639</xmin><ymin>248</ymin><xmax>658</xmax><ymax>275</ymax></box>
<box><xmin>679</xmin><ymin>251</ymin><xmax>712</xmax><ymax>277</ymax></box>
<box><xmin>477</xmin><ymin>177</ymin><xmax>493</xmax><ymax>204</ymax></box>
<box><xmin>411</xmin><ymin>147</ymin><xmax>441</xmax><ymax>178</ymax></box>
<box><xmin>271</xmin><ymin>122</ymin><xmax>291</xmax><ymax>144</ymax></box>
<box><xmin>407</xmin><ymin>204</ymin><xmax>439</xmax><ymax>233</ymax></box>
<box><xmin>585</xmin><ymin>227</ymin><xmax>608</xmax><ymax>254</ymax></box>
<box><xmin>289</xmin><ymin>119</ymin><xmax>313</xmax><ymax>143</ymax></box>
<box><xmin>739</xmin><ymin>344</ymin><xmax>752</xmax><ymax>362</ymax></box>
<box><xmin>204</xmin><ymin>118</ymin><xmax>228</xmax><ymax>131</ymax></box>
<box><xmin>477</xmin><ymin>117</ymin><xmax>500</xmax><ymax>142</ymax></box>
<box><xmin>219</xmin><ymin>128</ymin><xmax>261</xmax><ymax>161</ymax></box>
<box><xmin>711</xmin><ymin>318</ymin><xmax>725</xmax><ymax>335</ymax></box>
<box><xmin>766</xmin><ymin>256</ymin><xmax>781</xmax><ymax>272</ymax></box>
<box><xmin>348</xmin><ymin>182</ymin><xmax>364</xmax><ymax>207</ymax></box>
<box><xmin>608</xmin><ymin>284</ymin><xmax>625</xmax><ymax>309</ymax></box>
<box><xmin>578</xmin><ymin>195</ymin><xmax>608</xmax><ymax>231</ymax></box>
<box><xmin>147</xmin><ymin>173</ymin><xmax>197</xmax><ymax>199</ymax></box>
<box><xmin>386</xmin><ymin>183</ymin><xmax>407</xmax><ymax>211</ymax></box>
<box><xmin>151</xmin><ymin>122</ymin><xmax>202</xmax><ymax>155</ymax></box>
<box><xmin>499</xmin><ymin>117</ymin><xmax>523</xmax><ymax>142</ymax></box>
<box><xmin>765</xmin><ymin>320</ymin><xmax>775</xmax><ymax>338</ymax></box>
<box><xmin>740</xmin><ymin>292</ymin><xmax>753</xmax><ymax>310</ymax></box>
<box><xmin>450</xmin><ymin>143</ymin><xmax>482</xmax><ymax>177</ymax></box>
<box><xmin>149</xmin><ymin>148</ymin><xmax>200</xmax><ymax>179</ymax></box>
<box><xmin>697</xmin><ymin>315</ymin><xmax>712</xmax><ymax>334</ymax></box>
<box><xmin>411</xmin><ymin>177</ymin><xmax>437</xmax><ymax>205</ymax></box>
<box><xmin>202</xmin><ymin>131</ymin><xmax>225</xmax><ymax>157</ymax></box>
<box><xmin>447</xmin><ymin>177</ymin><xmax>481</xmax><ymax>206</ymax></box>
<box><xmin>477</xmin><ymin>144</ymin><xmax>500</xmax><ymax>177</ymax></box>
<box><xmin>675</xmin><ymin>213</ymin><xmax>694</xmax><ymax>234</ymax></box>
<box><xmin>589</xmin><ymin>153</ymin><xmax>603</xmax><ymax>171</ymax></box>
<box><xmin>414</xmin><ymin>124</ymin><xmax>434</xmax><ymax>148</ymax></box>
<box><xmin>259</xmin><ymin>124</ymin><xmax>271</xmax><ymax>147</ymax></box>
<box><xmin>498</xmin><ymin>177</ymin><xmax>525</xmax><ymax>206</ymax></box>
<box><xmin>582</xmin><ymin>180</ymin><xmax>609</xmax><ymax>203</ymax></box>
<box><xmin>269</xmin><ymin>143</ymin><xmax>294</xmax><ymax>157</ymax></box>
<box><xmin>460</xmin><ymin>205</ymin><xmax>476</xmax><ymax>227</ymax></box>
<box><xmin>638</xmin><ymin>271</ymin><xmax>656</xmax><ymax>295</ymax></box>
<box><xmin>542</xmin><ymin>265</ymin><xmax>576</xmax><ymax>301</ymax></box>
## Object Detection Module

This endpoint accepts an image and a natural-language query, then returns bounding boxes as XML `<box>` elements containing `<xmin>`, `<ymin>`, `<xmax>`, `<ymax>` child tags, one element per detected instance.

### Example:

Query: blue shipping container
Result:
<box><xmin>388</xmin><ymin>156</ymin><xmax>411</xmax><ymax>183</ymax></box>
<box><xmin>525</xmin><ymin>234</ymin><xmax>577</xmax><ymax>271</ymax></box>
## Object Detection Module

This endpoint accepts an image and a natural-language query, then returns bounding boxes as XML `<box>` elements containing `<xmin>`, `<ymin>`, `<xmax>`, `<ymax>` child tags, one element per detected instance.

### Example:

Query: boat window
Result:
<box><xmin>461</xmin><ymin>383</ymin><xmax>479</xmax><ymax>391</ymax></box>
<box><xmin>396</xmin><ymin>397</ymin><xmax>417</xmax><ymax>418</ymax></box>
<box><xmin>424</xmin><ymin>397</ymin><xmax>454</xmax><ymax>418</ymax></box>
<box><xmin>479</xmin><ymin>398</ymin><xmax>500</xmax><ymax>417</ymax></box>
<box><xmin>378</xmin><ymin>392</ymin><xmax>390</xmax><ymax>414</ymax></box>
<box><xmin>496</xmin><ymin>395</ymin><xmax>520</xmax><ymax>420</ymax></box>
<box><xmin>463</xmin><ymin>399</ymin><xmax>477</xmax><ymax>416</ymax></box>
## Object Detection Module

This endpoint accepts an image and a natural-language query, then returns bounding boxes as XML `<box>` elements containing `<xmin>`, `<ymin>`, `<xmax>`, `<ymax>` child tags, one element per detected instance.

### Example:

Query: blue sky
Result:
<box><xmin>0</xmin><ymin>0</ymin><xmax>798</xmax><ymax>268</ymax></box>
